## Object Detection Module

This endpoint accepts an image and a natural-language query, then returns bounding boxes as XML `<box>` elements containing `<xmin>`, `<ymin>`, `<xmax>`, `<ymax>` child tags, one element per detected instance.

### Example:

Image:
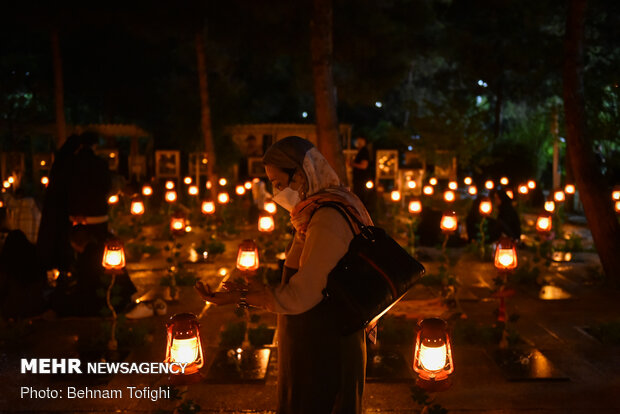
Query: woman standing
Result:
<box><xmin>196</xmin><ymin>136</ymin><xmax>372</xmax><ymax>414</ymax></box>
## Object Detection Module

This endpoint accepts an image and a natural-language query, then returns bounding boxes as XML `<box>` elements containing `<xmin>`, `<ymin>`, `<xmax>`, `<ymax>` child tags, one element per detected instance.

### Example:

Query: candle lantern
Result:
<box><xmin>188</xmin><ymin>185</ymin><xmax>199</xmax><ymax>196</ymax></box>
<box><xmin>218</xmin><ymin>178</ymin><xmax>227</xmax><ymax>186</ymax></box>
<box><xmin>443</xmin><ymin>190</ymin><xmax>455</xmax><ymax>203</ymax></box>
<box><xmin>485</xmin><ymin>180</ymin><xmax>494</xmax><ymax>190</ymax></box>
<box><xmin>258</xmin><ymin>211</ymin><xmax>275</xmax><ymax>232</ymax></box>
<box><xmin>244</xmin><ymin>181</ymin><xmax>253</xmax><ymax>190</ymax></box>
<box><xmin>365</xmin><ymin>180</ymin><xmax>374</xmax><ymax>189</ymax></box>
<box><xmin>448</xmin><ymin>181</ymin><xmax>457</xmax><ymax>190</ymax></box>
<box><xmin>165</xmin><ymin>190</ymin><xmax>177</xmax><ymax>203</ymax></box>
<box><xmin>536</xmin><ymin>213</ymin><xmax>552</xmax><ymax>233</ymax></box>
<box><xmin>544</xmin><ymin>199</ymin><xmax>555</xmax><ymax>213</ymax></box>
<box><xmin>423</xmin><ymin>185</ymin><xmax>434</xmax><ymax>196</ymax></box>
<box><xmin>108</xmin><ymin>194</ymin><xmax>119</xmax><ymax>205</ymax></box>
<box><xmin>130</xmin><ymin>198</ymin><xmax>145</xmax><ymax>216</ymax></box>
<box><xmin>184</xmin><ymin>176</ymin><xmax>192</xmax><ymax>185</ymax></box>
<box><xmin>440</xmin><ymin>211</ymin><xmax>458</xmax><ymax>233</ymax></box>
<box><xmin>170</xmin><ymin>212</ymin><xmax>186</xmax><ymax>235</ymax></box>
<box><xmin>217</xmin><ymin>192</ymin><xmax>230</xmax><ymax>204</ymax></box>
<box><xmin>264</xmin><ymin>200</ymin><xmax>277</xmax><ymax>214</ymax></box>
<box><xmin>468</xmin><ymin>185</ymin><xmax>477</xmax><ymax>196</ymax></box>
<box><xmin>407</xmin><ymin>180</ymin><xmax>416</xmax><ymax>189</ymax></box>
<box><xmin>553</xmin><ymin>189</ymin><xmax>565</xmax><ymax>203</ymax></box>
<box><xmin>527</xmin><ymin>180</ymin><xmax>536</xmax><ymax>190</ymax></box>
<box><xmin>390</xmin><ymin>190</ymin><xmax>401</xmax><ymax>202</ymax></box>
<box><xmin>479</xmin><ymin>197</ymin><xmax>493</xmax><ymax>216</ymax></box>
<box><xmin>429</xmin><ymin>177</ymin><xmax>438</xmax><ymax>186</ymax></box>
<box><xmin>165</xmin><ymin>180</ymin><xmax>175</xmax><ymax>190</ymax></box>
<box><xmin>142</xmin><ymin>185</ymin><xmax>153</xmax><ymax>196</ymax></box>
<box><xmin>413</xmin><ymin>318</ymin><xmax>454</xmax><ymax>384</ymax></box>
<box><xmin>494</xmin><ymin>237</ymin><xmax>518</xmax><ymax>271</ymax></box>
<box><xmin>164</xmin><ymin>313</ymin><xmax>204</xmax><ymax>376</ymax></box>
<box><xmin>41</xmin><ymin>176</ymin><xmax>49</xmax><ymax>186</ymax></box>
<box><xmin>500</xmin><ymin>177</ymin><xmax>509</xmax><ymax>186</ymax></box>
<box><xmin>464</xmin><ymin>177</ymin><xmax>472</xmax><ymax>186</ymax></box>
<box><xmin>102</xmin><ymin>238</ymin><xmax>126</xmax><ymax>272</ymax></box>
<box><xmin>237</xmin><ymin>239</ymin><xmax>259</xmax><ymax>272</ymax></box>
<box><xmin>235</xmin><ymin>185</ymin><xmax>246</xmax><ymax>196</ymax></box>
<box><xmin>518</xmin><ymin>185</ymin><xmax>529</xmax><ymax>195</ymax></box>
<box><xmin>564</xmin><ymin>184</ymin><xmax>575</xmax><ymax>195</ymax></box>
<box><xmin>408</xmin><ymin>199</ymin><xmax>422</xmax><ymax>214</ymax></box>
<box><xmin>201</xmin><ymin>200</ymin><xmax>215</xmax><ymax>215</ymax></box>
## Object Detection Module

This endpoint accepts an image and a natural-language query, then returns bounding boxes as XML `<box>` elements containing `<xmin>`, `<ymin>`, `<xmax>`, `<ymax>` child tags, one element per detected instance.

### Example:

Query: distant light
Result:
<box><xmin>485</xmin><ymin>180</ymin><xmax>494</xmax><ymax>190</ymax></box>
<box><xmin>448</xmin><ymin>181</ymin><xmax>457</xmax><ymax>190</ymax></box>
<box><xmin>302</xmin><ymin>112</ymin><xmax>308</xmax><ymax>118</ymax></box>
<box><xmin>264</xmin><ymin>201</ymin><xmax>277</xmax><ymax>214</ymax></box>
<box><xmin>206</xmin><ymin>181</ymin><xmax>212</xmax><ymax>189</ymax></box>
<box><xmin>390</xmin><ymin>190</ymin><xmax>401</xmax><ymax>202</ymax></box>
<box><xmin>7</xmin><ymin>176</ymin><xmax>14</xmax><ymax>184</ymax></box>
<box><xmin>527</xmin><ymin>180</ymin><xmax>536</xmax><ymax>190</ymax></box>
<box><xmin>518</xmin><ymin>185</ymin><xmax>529</xmax><ymax>195</ymax></box>
<box><xmin>375</xmin><ymin>101</ymin><xmax>383</xmax><ymax>108</ymax></box>
<box><xmin>219</xmin><ymin>178</ymin><xmax>227</xmax><ymax>186</ymax></box>
<box><xmin>408</xmin><ymin>146</ymin><xmax>413</xmax><ymax>151</ymax></box>
<box><xmin>407</xmin><ymin>180</ymin><xmax>416</xmax><ymax>189</ymax></box>
<box><xmin>217</xmin><ymin>192</ymin><xmax>229</xmax><ymax>204</ymax></box>
<box><xmin>429</xmin><ymin>177</ymin><xmax>437</xmax><ymax>186</ymax></box>
<box><xmin>202</xmin><ymin>157</ymin><xmax>208</xmax><ymax>164</ymax></box>
<box><xmin>41</xmin><ymin>176</ymin><xmax>49</xmax><ymax>186</ymax></box>
<box><xmin>184</xmin><ymin>176</ymin><xmax>192</xmax><ymax>185</ymax></box>
<box><xmin>464</xmin><ymin>177</ymin><xmax>472</xmax><ymax>186</ymax></box>
<box><xmin>109</xmin><ymin>153</ymin><xmax>116</xmax><ymax>159</ymax></box>
<box><xmin>423</xmin><ymin>185</ymin><xmax>434</xmax><ymax>196</ymax></box>
<box><xmin>468</xmin><ymin>186</ymin><xmax>477</xmax><ymax>196</ymax></box>
<box><xmin>366</xmin><ymin>180</ymin><xmax>374</xmax><ymax>189</ymax></box>
<box><xmin>564</xmin><ymin>184</ymin><xmax>575</xmax><ymax>195</ymax></box>
<box><xmin>500</xmin><ymin>177</ymin><xmax>509</xmax><ymax>186</ymax></box>
<box><xmin>188</xmin><ymin>185</ymin><xmax>199</xmax><ymax>196</ymax></box>
<box><xmin>218</xmin><ymin>267</ymin><xmax>228</xmax><ymax>277</ymax></box>
<box><xmin>478</xmin><ymin>80</ymin><xmax>488</xmax><ymax>87</ymax></box>
<box><xmin>443</xmin><ymin>190</ymin><xmax>455</xmax><ymax>203</ymax></box>
<box><xmin>165</xmin><ymin>190</ymin><xmax>177</xmax><ymax>203</ymax></box>
<box><xmin>505</xmin><ymin>190</ymin><xmax>514</xmax><ymax>199</ymax></box>
<box><xmin>185</xmin><ymin>225</ymin><xmax>192</xmax><ymax>233</ymax></box>
<box><xmin>2</xmin><ymin>181</ymin><xmax>10</xmax><ymax>189</ymax></box>
<box><xmin>165</xmin><ymin>181</ymin><xmax>175</xmax><ymax>190</ymax></box>
<box><xmin>108</xmin><ymin>195</ymin><xmax>119</xmax><ymax>205</ymax></box>
<box><xmin>235</xmin><ymin>185</ymin><xmax>245</xmax><ymax>196</ymax></box>
<box><xmin>40</xmin><ymin>160</ymin><xmax>46</xmax><ymax>166</ymax></box>
<box><xmin>142</xmin><ymin>185</ymin><xmax>153</xmax><ymax>196</ymax></box>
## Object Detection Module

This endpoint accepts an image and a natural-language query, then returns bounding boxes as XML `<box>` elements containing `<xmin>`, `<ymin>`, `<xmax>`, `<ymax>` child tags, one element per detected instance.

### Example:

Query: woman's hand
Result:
<box><xmin>195</xmin><ymin>281</ymin><xmax>239</xmax><ymax>306</ymax></box>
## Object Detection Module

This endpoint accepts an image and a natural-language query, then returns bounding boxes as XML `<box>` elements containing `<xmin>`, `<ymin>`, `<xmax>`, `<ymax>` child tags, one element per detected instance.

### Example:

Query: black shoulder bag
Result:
<box><xmin>314</xmin><ymin>202</ymin><xmax>426</xmax><ymax>335</ymax></box>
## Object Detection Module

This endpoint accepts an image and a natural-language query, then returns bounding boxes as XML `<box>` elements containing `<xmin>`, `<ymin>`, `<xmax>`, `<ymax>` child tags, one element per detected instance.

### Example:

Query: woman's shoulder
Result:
<box><xmin>309</xmin><ymin>206</ymin><xmax>355</xmax><ymax>235</ymax></box>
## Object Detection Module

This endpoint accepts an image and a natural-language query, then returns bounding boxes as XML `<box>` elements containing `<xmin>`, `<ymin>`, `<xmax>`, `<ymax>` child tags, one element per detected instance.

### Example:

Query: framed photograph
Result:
<box><xmin>375</xmin><ymin>150</ymin><xmax>398</xmax><ymax>180</ymax></box>
<box><xmin>95</xmin><ymin>148</ymin><xmax>119</xmax><ymax>171</ymax></box>
<box><xmin>189</xmin><ymin>152</ymin><xmax>209</xmax><ymax>176</ymax></box>
<box><xmin>155</xmin><ymin>150</ymin><xmax>180</xmax><ymax>178</ymax></box>
<box><xmin>128</xmin><ymin>155</ymin><xmax>147</xmax><ymax>181</ymax></box>
<box><xmin>248</xmin><ymin>157</ymin><xmax>266</xmax><ymax>177</ymax></box>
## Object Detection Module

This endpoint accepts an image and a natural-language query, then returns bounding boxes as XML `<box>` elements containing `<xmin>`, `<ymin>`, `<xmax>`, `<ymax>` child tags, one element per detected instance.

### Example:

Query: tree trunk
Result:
<box><xmin>310</xmin><ymin>0</ymin><xmax>347</xmax><ymax>184</ymax></box>
<box><xmin>563</xmin><ymin>0</ymin><xmax>620</xmax><ymax>285</ymax></box>
<box><xmin>195</xmin><ymin>30</ymin><xmax>216</xmax><ymax>183</ymax></box>
<box><xmin>51</xmin><ymin>29</ymin><xmax>66</xmax><ymax>149</ymax></box>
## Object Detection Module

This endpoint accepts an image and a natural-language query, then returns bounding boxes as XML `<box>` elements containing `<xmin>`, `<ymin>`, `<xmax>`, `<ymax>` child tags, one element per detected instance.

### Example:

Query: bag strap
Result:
<box><xmin>312</xmin><ymin>201</ymin><xmax>362</xmax><ymax>236</ymax></box>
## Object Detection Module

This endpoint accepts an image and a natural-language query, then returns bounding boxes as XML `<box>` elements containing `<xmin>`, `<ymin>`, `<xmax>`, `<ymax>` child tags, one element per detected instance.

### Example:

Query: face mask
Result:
<box><xmin>273</xmin><ymin>187</ymin><xmax>301</xmax><ymax>212</ymax></box>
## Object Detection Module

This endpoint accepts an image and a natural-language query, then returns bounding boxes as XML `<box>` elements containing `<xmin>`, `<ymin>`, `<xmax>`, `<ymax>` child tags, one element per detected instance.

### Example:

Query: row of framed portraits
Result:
<box><xmin>153</xmin><ymin>150</ymin><xmax>265</xmax><ymax>178</ymax></box>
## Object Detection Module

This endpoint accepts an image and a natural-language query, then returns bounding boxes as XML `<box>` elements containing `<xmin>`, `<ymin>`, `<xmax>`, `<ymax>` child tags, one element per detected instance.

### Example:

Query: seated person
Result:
<box><xmin>50</xmin><ymin>226</ymin><xmax>136</xmax><ymax>317</ymax></box>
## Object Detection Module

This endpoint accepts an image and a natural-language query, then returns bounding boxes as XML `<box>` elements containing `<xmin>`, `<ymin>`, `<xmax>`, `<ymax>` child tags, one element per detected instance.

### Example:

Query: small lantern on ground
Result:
<box><xmin>142</xmin><ymin>185</ymin><xmax>153</xmax><ymax>196</ymax></box>
<box><xmin>130</xmin><ymin>198</ymin><xmax>145</xmax><ymax>216</ymax></box>
<box><xmin>565</xmin><ymin>184</ymin><xmax>575</xmax><ymax>195</ymax></box>
<box><xmin>553</xmin><ymin>189</ymin><xmax>565</xmax><ymax>203</ymax></box>
<box><xmin>201</xmin><ymin>200</ymin><xmax>215</xmax><ymax>215</ymax></box>
<box><xmin>479</xmin><ymin>197</ymin><xmax>493</xmax><ymax>216</ymax></box>
<box><xmin>494</xmin><ymin>237</ymin><xmax>518</xmax><ymax>272</ymax></box>
<box><xmin>536</xmin><ymin>213</ymin><xmax>552</xmax><ymax>234</ymax></box>
<box><xmin>527</xmin><ymin>180</ymin><xmax>536</xmax><ymax>190</ymax></box>
<box><xmin>464</xmin><ymin>177</ymin><xmax>472</xmax><ymax>186</ymax></box>
<box><xmin>102</xmin><ymin>238</ymin><xmax>126</xmax><ymax>272</ymax></box>
<box><xmin>443</xmin><ymin>190</ymin><xmax>455</xmax><ymax>203</ymax></box>
<box><xmin>500</xmin><ymin>177</ymin><xmax>509</xmax><ymax>186</ymax></box>
<box><xmin>218</xmin><ymin>178</ymin><xmax>227</xmax><ymax>186</ymax></box>
<box><xmin>544</xmin><ymin>199</ymin><xmax>555</xmax><ymax>213</ymax></box>
<box><xmin>440</xmin><ymin>211</ymin><xmax>458</xmax><ymax>233</ymax></box>
<box><xmin>429</xmin><ymin>177</ymin><xmax>437</xmax><ymax>186</ymax></box>
<box><xmin>170</xmin><ymin>212</ymin><xmax>186</xmax><ymax>235</ymax></box>
<box><xmin>237</xmin><ymin>239</ymin><xmax>259</xmax><ymax>272</ymax></box>
<box><xmin>165</xmin><ymin>180</ymin><xmax>175</xmax><ymax>190</ymax></box>
<box><xmin>165</xmin><ymin>313</ymin><xmax>204</xmax><ymax>379</ymax></box>
<box><xmin>108</xmin><ymin>194</ymin><xmax>119</xmax><ymax>205</ymax></box>
<box><xmin>423</xmin><ymin>185</ymin><xmax>434</xmax><ymax>196</ymax></box>
<box><xmin>468</xmin><ymin>185</ymin><xmax>477</xmax><ymax>196</ymax></box>
<box><xmin>365</xmin><ymin>180</ymin><xmax>374</xmax><ymax>189</ymax></box>
<box><xmin>409</xmin><ymin>199</ymin><xmax>422</xmax><ymax>214</ymax></box>
<box><xmin>518</xmin><ymin>185</ymin><xmax>529</xmax><ymax>195</ymax></box>
<box><xmin>41</xmin><ymin>176</ymin><xmax>49</xmax><ymax>187</ymax></box>
<box><xmin>264</xmin><ymin>200</ymin><xmax>277</xmax><ymax>214</ymax></box>
<box><xmin>258</xmin><ymin>211</ymin><xmax>275</xmax><ymax>232</ymax></box>
<box><xmin>188</xmin><ymin>185</ymin><xmax>199</xmax><ymax>196</ymax></box>
<box><xmin>165</xmin><ymin>190</ymin><xmax>177</xmax><ymax>203</ymax></box>
<box><xmin>236</xmin><ymin>185</ymin><xmax>246</xmax><ymax>196</ymax></box>
<box><xmin>413</xmin><ymin>318</ymin><xmax>454</xmax><ymax>387</ymax></box>
<box><xmin>184</xmin><ymin>176</ymin><xmax>192</xmax><ymax>185</ymax></box>
<box><xmin>390</xmin><ymin>190</ymin><xmax>401</xmax><ymax>202</ymax></box>
<box><xmin>217</xmin><ymin>192</ymin><xmax>230</xmax><ymax>204</ymax></box>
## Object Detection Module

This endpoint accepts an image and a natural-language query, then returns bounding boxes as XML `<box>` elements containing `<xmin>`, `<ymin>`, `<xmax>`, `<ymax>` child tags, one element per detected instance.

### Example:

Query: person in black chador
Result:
<box><xmin>51</xmin><ymin>226</ymin><xmax>136</xmax><ymax>317</ymax></box>
<box><xmin>350</xmin><ymin>136</ymin><xmax>372</xmax><ymax>205</ymax></box>
<box><xmin>465</xmin><ymin>196</ymin><xmax>484</xmax><ymax>242</ymax></box>
<box><xmin>489</xmin><ymin>189</ymin><xmax>521</xmax><ymax>242</ymax></box>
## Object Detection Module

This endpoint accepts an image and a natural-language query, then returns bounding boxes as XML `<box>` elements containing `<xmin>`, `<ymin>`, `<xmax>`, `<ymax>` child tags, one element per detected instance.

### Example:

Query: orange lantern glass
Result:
<box><xmin>409</xmin><ymin>199</ymin><xmax>422</xmax><ymax>214</ymax></box>
<box><xmin>258</xmin><ymin>211</ymin><xmax>275</xmax><ymax>232</ymax></box>
<box><xmin>500</xmin><ymin>177</ymin><xmax>509</xmax><ymax>186</ymax></box>
<box><xmin>102</xmin><ymin>238</ymin><xmax>126</xmax><ymax>272</ymax></box>
<box><xmin>494</xmin><ymin>237</ymin><xmax>518</xmax><ymax>271</ymax></box>
<box><xmin>464</xmin><ymin>177</ymin><xmax>472</xmax><ymax>186</ymax></box>
<box><xmin>165</xmin><ymin>313</ymin><xmax>204</xmax><ymax>376</ymax></box>
<box><xmin>443</xmin><ymin>190</ymin><xmax>455</xmax><ymax>203</ymax></box>
<box><xmin>201</xmin><ymin>200</ymin><xmax>215</xmax><ymax>215</ymax></box>
<box><xmin>391</xmin><ymin>190</ymin><xmax>401</xmax><ymax>202</ymax></box>
<box><xmin>108</xmin><ymin>194</ymin><xmax>119</xmax><ymax>205</ymax></box>
<box><xmin>365</xmin><ymin>180</ymin><xmax>374</xmax><ymax>189</ymax></box>
<box><xmin>440</xmin><ymin>211</ymin><xmax>458</xmax><ymax>233</ymax></box>
<box><xmin>130</xmin><ymin>199</ymin><xmax>145</xmax><ymax>216</ymax></box>
<box><xmin>553</xmin><ymin>189</ymin><xmax>565</xmax><ymax>203</ymax></box>
<box><xmin>41</xmin><ymin>176</ymin><xmax>49</xmax><ymax>186</ymax></box>
<box><xmin>165</xmin><ymin>190</ymin><xmax>177</xmax><ymax>203</ymax></box>
<box><xmin>468</xmin><ymin>185</ymin><xmax>477</xmax><ymax>196</ymax></box>
<box><xmin>536</xmin><ymin>213</ymin><xmax>552</xmax><ymax>233</ymax></box>
<box><xmin>413</xmin><ymin>318</ymin><xmax>454</xmax><ymax>383</ymax></box>
<box><xmin>423</xmin><ymin>185</ymin><xmax>434</xmax><ymax>196</ymax></box>
<box><xmin>479</xmin><ymin>198</ymin><xmax>493</xmax><ymax>216</ymax></box>
<box><xmin>237</xmin><ymin>239</ymin><xmax>259</xmax><ymax>272</ymax></box>
<box><xmin>217</xmin><ymin>192</ymin><xmax>230</xmax><ymax>204</ymax></box>
<box><xmin>518</xmin><ymin>185</ymin><xmax>529</xmax><ymax>195</ymax></box>
<box><xmin>188</xmin><ymin>185</ymin><xmax>199</xmax><ymax>196</ymax></box>
<box><xmin>184</xmin><ymin>176</ymin><xmax>192</xmax><ymax>185</ymax></box>
<box><xmin>544</xmin><ymin>200</ymin><xmax>555</xmax><ymax>213</ymax></box>
<box><xmin>264</xmin><ymin>200</ymin><xmax>277</xmax><ymax>214</ymax></box>
<box><xmin>564</xmin><ymin>184</ymin><xmax>575</xmax><ymax>195</ymax></box>
<box><xmin>429</xmin><ymin>177</ymin><xmax>438</xmax><ymax>186</ymax></box>
<box><xmin>165</xmin><ymin>180</ymin><xmax>175</xmax><ymax>190</ymax></box>
<box><xmin>170</xmin><ymin>212</ymin><xmax>186</xmax><ymax>235</ymax></box>
<box><xmin>235</xmin><ymin>185</ymin><xmax>246</xmax><ymax>196</ymax></box>
<box><xmin>142</xmin><ymin>185</ymin><xmax>153</xmax><ymax>196</ymax></box>
<box><xmin>527</xmin><ymin>180</ymin><xmax>536</xmax><ymax>190</ymax></box>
